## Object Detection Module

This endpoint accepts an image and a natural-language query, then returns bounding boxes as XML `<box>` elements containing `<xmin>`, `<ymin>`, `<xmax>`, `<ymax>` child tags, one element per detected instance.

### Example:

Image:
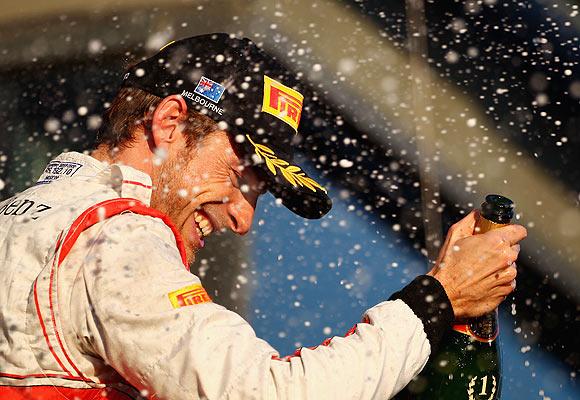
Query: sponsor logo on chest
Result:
<box><xmin>37</xmin><ymin>161</ymin><xmax>83</xmax><ymax>184</ymax></box>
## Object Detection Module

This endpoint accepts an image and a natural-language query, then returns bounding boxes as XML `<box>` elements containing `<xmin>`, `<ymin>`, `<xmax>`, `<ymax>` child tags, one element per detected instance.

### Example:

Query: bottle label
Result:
<box><xmin>468</xmin><ymin>312</ymin><xmax>498</xmax><ymax>341</ymax></box>
<box><xmin>467</xmin><ymin>374</ymin><xmax>498</xmax><ymax>400</ymax></box>
<box><xmin>452</xmin><ymin>311</ymin><xmax>499</xmax><ymax>342</ymax></box>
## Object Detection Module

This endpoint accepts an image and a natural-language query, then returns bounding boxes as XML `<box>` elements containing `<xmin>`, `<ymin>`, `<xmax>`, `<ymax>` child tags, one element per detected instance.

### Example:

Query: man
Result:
<box><xmin>0</xmin><ymin>34</ymin><xmax>525</xmax><ymax>399</ymax></box>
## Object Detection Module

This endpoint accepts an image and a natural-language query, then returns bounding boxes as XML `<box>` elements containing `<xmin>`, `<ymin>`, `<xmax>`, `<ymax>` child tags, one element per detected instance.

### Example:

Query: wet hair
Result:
<box><xmin>95</xmin><ymin>86</ymin><xmax>218</xmax><ymax>150</ymax></box>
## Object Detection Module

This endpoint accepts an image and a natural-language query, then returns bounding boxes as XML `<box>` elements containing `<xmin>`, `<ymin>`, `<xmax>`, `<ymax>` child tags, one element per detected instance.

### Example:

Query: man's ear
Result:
<box><xmin>150</xmin><ymin>95</ymin><xmax>188</xmax><ymax>147</ymax></box>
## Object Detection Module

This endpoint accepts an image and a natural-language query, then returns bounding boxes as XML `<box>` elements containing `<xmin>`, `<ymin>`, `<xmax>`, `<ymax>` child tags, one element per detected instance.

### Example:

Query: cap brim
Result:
<box><xmin>259</xmin><ymin>162</ymin><xmax>332</xmax><ymax>219</ymax></box>
<box><xmin>237</xmin><ymin>136</ymin><xmax>332</xmax><ymax>219</ymax></box>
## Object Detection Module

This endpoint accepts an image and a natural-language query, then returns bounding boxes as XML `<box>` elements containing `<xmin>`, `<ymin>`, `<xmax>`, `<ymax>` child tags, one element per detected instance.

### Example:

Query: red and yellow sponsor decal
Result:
<box><xmin>168</xmin><ymin>284</ymin><xmax>211</xmax><ymax>308</ymax></box>
<box><xmin>261</xmin><ymin>75</ymin><xmax>303</xmax><ymax>132</ymax></box>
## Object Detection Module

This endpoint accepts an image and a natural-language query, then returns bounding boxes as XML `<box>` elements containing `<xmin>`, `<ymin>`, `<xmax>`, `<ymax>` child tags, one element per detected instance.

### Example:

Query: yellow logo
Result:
<box><xmin>168</xmin><ymin>284</ymin><xmax>211</xmax><ymax>308</ymax></box>
<box><xmin>261</xmin><ymin>75</ymin><xmax>304</xmax><ymax>132</ymax></box>
<box><xmin>246</xmin><ymin>135</ymin><xmax>326</xmax><ymax>193</ymax></box>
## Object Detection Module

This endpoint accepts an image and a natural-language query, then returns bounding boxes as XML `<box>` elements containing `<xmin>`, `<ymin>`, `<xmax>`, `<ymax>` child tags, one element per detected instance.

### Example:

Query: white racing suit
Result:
<box><xmin>0</xmin><ymin>152</ymin><xmax>453</xmax><ymax>399</ymax></box>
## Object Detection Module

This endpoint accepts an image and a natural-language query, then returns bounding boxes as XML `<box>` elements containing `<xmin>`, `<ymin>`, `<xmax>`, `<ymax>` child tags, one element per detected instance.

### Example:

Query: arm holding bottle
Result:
<box><xmin>427</xmin><ymin>210</ymin><xmax>527</xmax><ymax>319</ymax></box>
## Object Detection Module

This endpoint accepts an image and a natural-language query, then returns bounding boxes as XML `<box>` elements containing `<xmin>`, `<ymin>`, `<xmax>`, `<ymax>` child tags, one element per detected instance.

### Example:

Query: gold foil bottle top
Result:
<box><xmin>476</xmin><ymin>194</ymin><xmax>514</xmax><ymax>234</ymax></box>
<box><xmin>476</xmin><ymin>217</ymin><xmax>509</xmax><ymax>234</ymax></box>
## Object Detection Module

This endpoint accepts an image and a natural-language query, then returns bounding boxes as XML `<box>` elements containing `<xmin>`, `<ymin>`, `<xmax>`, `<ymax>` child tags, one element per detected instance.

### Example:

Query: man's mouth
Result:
<box><xmin>193</xmin><ymin>210</ymin><xmax>214</xmax><ymax>246</ymax></box>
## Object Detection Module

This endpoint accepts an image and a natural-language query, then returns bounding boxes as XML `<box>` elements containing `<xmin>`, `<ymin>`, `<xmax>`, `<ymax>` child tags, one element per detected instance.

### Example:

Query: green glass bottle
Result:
<box><xmin>395</xmin><ymin>194</ymin><xmax>515</xmax><ymax>400</ymax></box>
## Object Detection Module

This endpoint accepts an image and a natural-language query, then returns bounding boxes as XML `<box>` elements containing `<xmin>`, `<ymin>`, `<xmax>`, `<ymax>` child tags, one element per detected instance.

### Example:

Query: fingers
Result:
<box><xmin>490</xmin><ymin>224</ymin><xmax>528</xmax><ymax>246</ymax></box>
<box><xmin>482</xmin><ymin>254</ymin><xmax>518</xmax><ymax>280</ymax></box>
<box><xmin>490</xmin><ymin>282</ymin><xmax>515</xmax><ymax>298</ymax></box>
<box><xmin>473</xmin><ymin>289</ymin><xmax>514</xmax><ymax>316</ymax></box>
<box><xmin>486</xmin><ymin>264</ymin><xmax>517</xmax><ymax>302</ymax></box>
<box><xmin>479</xmin><ymin>227</ymin><xmax>524</xmax><ymax>273</ymax></box>
<box><xmin>493</xmin><ymin>264</ymin><xmax>517</xmax><ymax>285</ymax></box>
<box><xmin>506</xmin><ymin>244</ymin><xmax>520</xmax><ymax>266</ymax></box>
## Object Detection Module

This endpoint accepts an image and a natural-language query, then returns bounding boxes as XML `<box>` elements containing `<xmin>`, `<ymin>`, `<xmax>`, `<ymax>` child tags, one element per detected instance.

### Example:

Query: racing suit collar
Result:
<box><xmin>37</xmin><ymin>152</ymin><xmax>153</xmax><ymax>206</ymax></box>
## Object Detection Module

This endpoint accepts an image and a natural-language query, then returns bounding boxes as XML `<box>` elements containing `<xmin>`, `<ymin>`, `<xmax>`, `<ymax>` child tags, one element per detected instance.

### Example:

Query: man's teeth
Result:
<box><xmin>193</xmin><ymin>211</ymin><xmax>213</xmax><ymax>237</ymax></box>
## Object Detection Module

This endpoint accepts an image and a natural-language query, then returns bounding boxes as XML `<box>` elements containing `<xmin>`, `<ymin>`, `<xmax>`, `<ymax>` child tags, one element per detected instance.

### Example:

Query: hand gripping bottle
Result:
<box><xmin>395</xmin><ymin>194</ymin><xmax>514</xmax><ymax>400</ymax></box>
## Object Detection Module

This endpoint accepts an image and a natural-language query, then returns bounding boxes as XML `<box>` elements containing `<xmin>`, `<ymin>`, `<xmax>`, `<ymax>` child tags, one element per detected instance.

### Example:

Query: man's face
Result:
<box><xmin>150</xmin><ymin>130</ymin><xmax>265</xmax><ymax>264</ymax></box>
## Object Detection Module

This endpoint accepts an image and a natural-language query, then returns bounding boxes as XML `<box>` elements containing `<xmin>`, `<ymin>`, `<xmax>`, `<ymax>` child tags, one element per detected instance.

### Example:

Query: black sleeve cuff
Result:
<box><xmin>388</xmin><ymin>275</ymin><xmax>454</xmax><ymax>353</ymax></box>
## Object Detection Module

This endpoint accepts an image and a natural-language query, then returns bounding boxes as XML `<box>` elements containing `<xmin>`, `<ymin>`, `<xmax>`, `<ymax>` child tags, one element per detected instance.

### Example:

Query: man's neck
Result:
<box><xmin>90</xmin><ymin>146</ymin><xmax>116</xmax><ymax>165</ymax></box>
<box><xmin>91</xmin><ymin>138</ymin><xmax>154</xmax><ymax>177</ymax></box>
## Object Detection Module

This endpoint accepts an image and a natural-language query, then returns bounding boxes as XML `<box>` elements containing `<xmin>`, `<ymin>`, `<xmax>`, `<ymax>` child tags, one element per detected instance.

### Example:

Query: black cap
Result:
<box><xmin>121</xmin><ymin>33</ymin><xmax>332</xmax><ymax>219</ymax></box>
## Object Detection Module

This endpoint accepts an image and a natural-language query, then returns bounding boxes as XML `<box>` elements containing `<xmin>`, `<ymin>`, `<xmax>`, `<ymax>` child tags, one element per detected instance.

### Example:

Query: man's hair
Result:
<box><xmin>95</xmin><ymin>87</ymin><xmax>218</xmax><ymax>149</ymax></box>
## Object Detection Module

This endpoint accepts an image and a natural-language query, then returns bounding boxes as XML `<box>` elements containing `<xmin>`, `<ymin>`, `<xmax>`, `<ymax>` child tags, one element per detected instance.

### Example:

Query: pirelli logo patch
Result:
<box><xmin>261</xmin><ymin>75</ymin><xmax>303</xmax><ymax>132</ymax></box>
<box><xmin>168</xmin><ymin>284</ymin><xmax>211</xmax><ymax>308</ymax></box>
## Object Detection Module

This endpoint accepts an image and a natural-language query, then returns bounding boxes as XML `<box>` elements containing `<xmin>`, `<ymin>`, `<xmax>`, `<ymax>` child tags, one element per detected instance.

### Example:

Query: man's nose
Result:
<box><xmin>227</xmin><ymin>197</ymin><xmax>255</xmax><ymax>235</ymax></box>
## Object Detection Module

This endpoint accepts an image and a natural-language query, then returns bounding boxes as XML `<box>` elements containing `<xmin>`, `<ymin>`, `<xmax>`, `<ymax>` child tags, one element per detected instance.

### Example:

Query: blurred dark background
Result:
<box><xmin>0</xmin><ymin>0</ymin><xmax>578</xmax><ymax>398</ymax></box>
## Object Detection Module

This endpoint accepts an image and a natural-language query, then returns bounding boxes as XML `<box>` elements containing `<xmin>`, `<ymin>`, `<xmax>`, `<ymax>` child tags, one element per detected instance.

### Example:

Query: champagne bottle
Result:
<box><xmin>395</xmin><ymin>194</ymin><xmax>515</xmax><ymax>400</ymax></box>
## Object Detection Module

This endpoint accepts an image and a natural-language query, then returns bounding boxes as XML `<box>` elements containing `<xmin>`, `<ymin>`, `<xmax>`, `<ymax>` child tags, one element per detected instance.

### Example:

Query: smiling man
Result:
<box><xmin>0</xmin><ymin>34</ymin><xmax>526</xmax><ymax>400</ymax></box>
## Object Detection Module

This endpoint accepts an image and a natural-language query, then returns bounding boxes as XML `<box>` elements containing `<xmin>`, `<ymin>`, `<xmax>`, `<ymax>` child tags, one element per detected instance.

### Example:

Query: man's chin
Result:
<box><xmin>178</xmin><ymin>211</ymin><xmax>206</xmax><ymax>266</ymax></box>
<box><xmin>185</xmin><ymin>246</ymin><xmax>196</xmax><ymax>266</ymax></box>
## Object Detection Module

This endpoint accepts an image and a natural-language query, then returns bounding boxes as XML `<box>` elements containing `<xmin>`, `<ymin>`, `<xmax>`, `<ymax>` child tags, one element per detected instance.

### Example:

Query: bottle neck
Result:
<box><xmin>452</xmin><ymin>214</ymin><xmax>512</xmax><ymax>342</ymax></box>
<box><xmin>476</xmin><ymin>215</ymin><xmax>510</xmax><ymax>235</ymax></box>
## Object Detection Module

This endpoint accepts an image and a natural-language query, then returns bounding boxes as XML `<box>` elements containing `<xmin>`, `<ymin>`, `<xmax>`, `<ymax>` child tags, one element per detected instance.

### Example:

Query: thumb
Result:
<box><xmin>435</xmin><ymin>210</ymin><xmax>478</xmax><ymax>266</ymax></box>
<box><xmin>448</xmin><ymin>209</ymin><xmax>478</xmax><ymax>243</ymax></box>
